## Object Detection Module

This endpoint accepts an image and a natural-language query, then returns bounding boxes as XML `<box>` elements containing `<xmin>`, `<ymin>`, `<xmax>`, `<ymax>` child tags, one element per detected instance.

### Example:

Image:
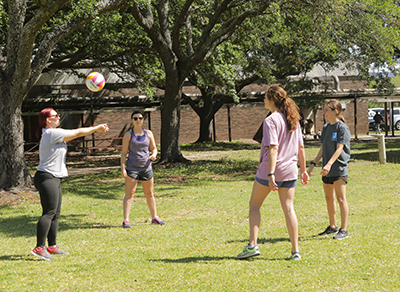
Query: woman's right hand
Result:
<box><xmin>121</xmin><ymin>169</ymin><xmax>128</xmax><ymax>178</ymax></box>
<box><xmin>269</xmin><ymin>175</ymin><xmax>279</xmax><ymax>191</ymax></box>
<box><xmin>97</xmin><ymin>124</ymin><xmax>109</xmax><ymax>133</ymax></box>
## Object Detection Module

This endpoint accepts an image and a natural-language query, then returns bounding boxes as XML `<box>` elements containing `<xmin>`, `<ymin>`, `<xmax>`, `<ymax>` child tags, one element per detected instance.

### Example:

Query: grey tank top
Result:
<box><xmin>125</xmin><ymin>129</ymin><xmax>152</xmax><ymax>171</ymax></box>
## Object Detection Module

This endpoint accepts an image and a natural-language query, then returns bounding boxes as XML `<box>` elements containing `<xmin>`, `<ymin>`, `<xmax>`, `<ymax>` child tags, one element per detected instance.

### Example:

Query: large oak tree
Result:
<box><xmin>0</xmin><ymin>0</ymin><xmax>128</xmax><ymax>191</ymax></box>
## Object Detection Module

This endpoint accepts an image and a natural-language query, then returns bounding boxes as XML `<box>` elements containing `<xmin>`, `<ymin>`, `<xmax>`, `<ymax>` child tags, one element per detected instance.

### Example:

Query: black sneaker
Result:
<box><xmin>333</xmin><ymin>228</ymin><xmax>348</xmax><ymax>240</ymax></box>
<box><xmin>318</xmin><ymin>225</ymin><xmax>339</xmax><ymax>236</ymax></box>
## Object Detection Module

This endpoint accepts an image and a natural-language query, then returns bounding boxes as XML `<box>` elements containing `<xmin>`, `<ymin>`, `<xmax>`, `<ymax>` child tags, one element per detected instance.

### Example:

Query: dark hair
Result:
<box><xmin>325</xmin><ymin>99</ymin><xmax>347</xmax><ymax>124</ymax></box>
<box><xmin>131</xmin><ymin>110</ymin><xmax>146</xmax><ymax>119</ymax></box>
<box><xmin>266</xmin><ymin>86</ymin><xmax>300</xmax><ymax>132</ymax></box>
<box><xmin>36</xmin><ymin>108</ymin><xmax>54</xmax><ymax>141</ymax></box>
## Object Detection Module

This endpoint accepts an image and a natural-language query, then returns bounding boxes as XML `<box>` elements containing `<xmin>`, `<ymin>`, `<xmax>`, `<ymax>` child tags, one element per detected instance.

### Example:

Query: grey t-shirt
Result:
<box><xmin>320</xmin><ymin>121</ymin><xmax>351</xmax><ymax>177</ymax></box>
<box><xmin>37</xmin><ymin>128</ymin><xmax>69</xmax><ymax>178</ymax></box>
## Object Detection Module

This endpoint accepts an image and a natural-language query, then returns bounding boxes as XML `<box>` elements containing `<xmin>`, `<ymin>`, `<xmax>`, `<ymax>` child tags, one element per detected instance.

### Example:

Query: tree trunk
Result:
<box><xmin>193</xmin><ymin>95</ymin><xmax>224</xmax><ymax>143</ymax></box>
<box><xmin>0</xmin><ymin>90</ymin><xmax>32</xmax><ymax>190</ymax></box>
<box><xmin>196</xmin><ymin>115</ymin><xmax>214</xmax><ymax>143</ymax></box>
<box><xmin>160</xmin><ymin>76</ymin><xmax>187</xmax><ymax>163</ymax></box>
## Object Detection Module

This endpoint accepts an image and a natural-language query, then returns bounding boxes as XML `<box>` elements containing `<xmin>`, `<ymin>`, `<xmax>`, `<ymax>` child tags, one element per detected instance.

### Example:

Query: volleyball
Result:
<box><xmin>85</xmin><ymin>72</ymin><xmax>105</xmax><ymax>92</ymax></box>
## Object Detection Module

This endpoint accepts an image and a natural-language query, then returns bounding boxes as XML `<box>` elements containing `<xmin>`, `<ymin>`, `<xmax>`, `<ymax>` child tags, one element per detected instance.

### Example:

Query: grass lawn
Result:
<box><xmin>1</xmin><ymin>140</ymin><xmax>400</xmax><ymax>291</ymax></box>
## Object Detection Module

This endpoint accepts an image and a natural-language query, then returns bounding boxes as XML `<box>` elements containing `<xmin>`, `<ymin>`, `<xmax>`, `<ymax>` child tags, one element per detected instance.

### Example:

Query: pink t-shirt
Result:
<box><xmin>256</xmin><ymin>112</ymin><xmax>303</xmax><ymax>182</ymax></box>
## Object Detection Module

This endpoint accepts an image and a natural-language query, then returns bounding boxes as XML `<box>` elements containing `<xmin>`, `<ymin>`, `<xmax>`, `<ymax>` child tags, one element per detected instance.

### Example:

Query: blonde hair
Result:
<box><xmin>266</xmin><ymin>86</ymin><xmax>300</xmax><ymax>132</ymax></box>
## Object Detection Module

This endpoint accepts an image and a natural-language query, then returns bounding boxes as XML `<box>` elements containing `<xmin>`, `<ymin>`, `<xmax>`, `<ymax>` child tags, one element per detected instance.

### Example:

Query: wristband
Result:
<box><xmin>310</xmin><ymin>161</ymin><xmax>316</xmax><ymax>166</ymax></box>
<box><xmin>268</xmin><ymin>173</ymin><xmax>275</xmax><ymax>176</ymax></box>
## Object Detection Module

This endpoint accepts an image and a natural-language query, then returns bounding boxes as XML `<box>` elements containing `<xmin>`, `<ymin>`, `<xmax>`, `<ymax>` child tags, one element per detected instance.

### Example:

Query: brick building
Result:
<box><xmin>23</xmin><ymin>68</ymin><xmax>373</xmax><ymax>148</ymax></box>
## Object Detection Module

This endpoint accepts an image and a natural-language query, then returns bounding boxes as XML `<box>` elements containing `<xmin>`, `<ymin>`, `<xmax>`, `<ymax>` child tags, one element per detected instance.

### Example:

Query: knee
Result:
<box><xmin>325</xmin><ymin>193</ymin><xmax>335</xmax><ymax>202</ymax></box>
<box><xmin>249</xmin><ymin>201</ymin><xmax>260</xmax><ymax>213</ymax></box>
<box><xmin>124</xmin><ymin>193</ymin><xmax>135</xmax><ymax>201</ymax></box>
<box><xmin>144</xmin><ymin>192</ymin><xmax>155</xmax><ymax>199</ymax></box>
<box><xmin>336</xmin><ymin>195</ymin><xmax>346</xmax><ymax>205</ymax></box>
<box><xmin>41</xmin><ymin>208</ymin><xmax>57</xmax><ymax>219</ymax></box>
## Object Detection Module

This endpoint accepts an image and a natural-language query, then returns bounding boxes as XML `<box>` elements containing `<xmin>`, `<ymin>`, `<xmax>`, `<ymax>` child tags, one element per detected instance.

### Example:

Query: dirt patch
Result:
<box><xmin>0</xmin><ymin>187</ymin><xmax>39</xmax><ymax>206</ymax></box>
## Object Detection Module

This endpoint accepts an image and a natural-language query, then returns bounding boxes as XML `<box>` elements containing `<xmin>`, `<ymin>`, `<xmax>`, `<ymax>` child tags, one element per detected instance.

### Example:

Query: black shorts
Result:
<box><xmin>322</xmin><ymin>175</ymin><xmax>348</xmax><ymax>184</ymax></box>
<box><xmin>126</xmin><ymin>169</ymin><xmax>153</xmax><ymax>181</ymax></box>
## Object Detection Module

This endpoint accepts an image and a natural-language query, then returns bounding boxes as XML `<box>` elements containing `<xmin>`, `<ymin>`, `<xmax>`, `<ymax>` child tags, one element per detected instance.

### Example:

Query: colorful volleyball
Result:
<box><xmin>85</xmin><ymin>72</ymin><xmax>105</xmax><ymax>92</ymax></box>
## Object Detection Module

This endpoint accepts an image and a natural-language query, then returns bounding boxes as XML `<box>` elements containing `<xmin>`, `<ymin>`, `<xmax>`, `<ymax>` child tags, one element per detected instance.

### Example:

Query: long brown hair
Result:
<box><xmin>36</xmin><ymin>108</ymin><xmax>54</xmax><ymax>141</ymax></box>
<box><xmin>325</xmin><ymin>99</ymin><xmax>347</xmax><ymax>124</ymax></box>
<box><xmin>266</xmin><ymin>86</ymin><xmax>300</xmax><ymax>132</ymax></box>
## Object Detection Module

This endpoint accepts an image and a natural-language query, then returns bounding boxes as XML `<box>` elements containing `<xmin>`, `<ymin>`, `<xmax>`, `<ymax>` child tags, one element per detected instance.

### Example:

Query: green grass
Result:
<box><xmin>1</xmin><ymin>141</ymin><xmax>400</xmax><ymax>291</ymax></box>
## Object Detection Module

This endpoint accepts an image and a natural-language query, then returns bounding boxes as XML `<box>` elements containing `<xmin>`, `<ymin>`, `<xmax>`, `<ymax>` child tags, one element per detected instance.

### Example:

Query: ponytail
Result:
<box><xmin>282</xmin><ymin>97</ymin><xmax>300</xmax><ymax>132</ymax></box>
<box><xmin>266</xmin><ymin>86</ymin><xmax>300</xmax><ymax>132</ymax></box>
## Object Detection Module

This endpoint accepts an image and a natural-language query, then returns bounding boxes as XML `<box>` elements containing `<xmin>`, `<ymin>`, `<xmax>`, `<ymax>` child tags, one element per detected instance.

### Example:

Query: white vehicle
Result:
<box><xmin>369</xmin><ymin>107</ymin><xmax>400</xmax><ymax>130</ymax></box>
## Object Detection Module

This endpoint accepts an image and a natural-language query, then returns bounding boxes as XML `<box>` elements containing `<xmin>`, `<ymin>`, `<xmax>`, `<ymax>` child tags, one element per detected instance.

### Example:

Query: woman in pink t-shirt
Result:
<box><xmin>237</xmin><ymin>86</ymin><xmax>309</xmax><ymax>261</ymax></box>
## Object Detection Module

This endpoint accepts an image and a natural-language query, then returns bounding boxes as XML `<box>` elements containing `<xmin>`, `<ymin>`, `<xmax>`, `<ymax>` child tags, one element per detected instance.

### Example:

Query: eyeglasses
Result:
<box><xmin>49</xmin><ymin>114</ymin><xmax>60</xmax><ymax>119</ymax></box>
<box><xmin>133</xmin><ymin>117</ymin><xmax>143</xmax><ymax>121</ymax></box>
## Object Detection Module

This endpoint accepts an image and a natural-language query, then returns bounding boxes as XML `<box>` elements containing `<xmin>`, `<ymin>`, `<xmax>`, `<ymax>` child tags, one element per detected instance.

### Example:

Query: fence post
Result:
<box><xmin>377</xmin><ymin>134</ymin><xmax>386</xmax><ymax>164</ymax></box>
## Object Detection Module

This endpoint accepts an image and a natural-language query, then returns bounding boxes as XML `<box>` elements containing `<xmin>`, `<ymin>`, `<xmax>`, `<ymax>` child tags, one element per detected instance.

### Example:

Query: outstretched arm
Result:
<box><xmin>62</xmin><ymin>124</ymin><xmax>109</xmax><ymax>142</ymax></box>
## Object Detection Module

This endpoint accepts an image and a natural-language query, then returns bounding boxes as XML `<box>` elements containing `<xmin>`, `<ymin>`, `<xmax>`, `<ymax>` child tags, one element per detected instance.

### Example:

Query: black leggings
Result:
<box><xmin>34</xmin><ymin>171</ymin><xmax>62</xmax><ymax>247</ymax></box>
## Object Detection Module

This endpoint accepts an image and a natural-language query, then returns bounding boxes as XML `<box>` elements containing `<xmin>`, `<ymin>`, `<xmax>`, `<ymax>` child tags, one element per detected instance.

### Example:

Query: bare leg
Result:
<box><xmin>278</xmin><ymin>187</ymin><xmax>299</xmax><ymax>253</ymax></box>
<box><xmin>323</xmin><ymin>183</ymin><xmax>337</xmax><ymax>228</ymax></box>
<box><xmin>333</xmin><ymin>179</ymin><xmax>348</xmax><ymax>230</ymax></box>
<box><xmin>249</xmin><ymin>180</ymin><xmax>271</xmax><ymax>246</ymax></box>
<box><xmin>123</xmin><ymin>177</ymin><xmax>139</xmax><ymax>221</ymax></box>
<box><xmin>142</xmin><ymin>178</ymin><xmax>157</xmax><ymax>218</ymax></box>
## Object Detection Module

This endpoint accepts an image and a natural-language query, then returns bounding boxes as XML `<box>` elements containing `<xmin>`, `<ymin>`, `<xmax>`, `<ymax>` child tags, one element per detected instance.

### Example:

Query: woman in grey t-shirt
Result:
<box><xmin>31</xmin><ymin>108</ymin><xmax>109</xmax><ymax>260</ymax></box>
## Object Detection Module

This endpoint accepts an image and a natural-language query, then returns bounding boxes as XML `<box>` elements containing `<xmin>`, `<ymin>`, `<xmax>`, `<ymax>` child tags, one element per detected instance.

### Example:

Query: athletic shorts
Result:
<box><xmin>322</xmin><ymin>175</ymin><xmax>348</xmax><ymax>184</ymax></box>
<box><xmin>255</xmin><ymin>176</ymin><xmax>297</xmax><ymax>188</ymax></box>
<box><xmin>126</xmin><ymin>169</ymin><xmax>153</xmax><ymax>181</ymax></box>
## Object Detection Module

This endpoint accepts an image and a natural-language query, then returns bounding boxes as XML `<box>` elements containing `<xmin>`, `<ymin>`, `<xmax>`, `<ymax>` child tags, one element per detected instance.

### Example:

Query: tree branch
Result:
<box><xmin>171</xmin><ymin>0</ymin><xmax>195</xmax><ymax>60</ymax></box>
<box><xmin>28</xmin><ymin>0</ymin><xmax>128</xmax><ymax>88</ymax></box>
<box><xmin>187</xmin><ymin>2</ymin><xmax>270</xmax><ymax>70</ymax></box>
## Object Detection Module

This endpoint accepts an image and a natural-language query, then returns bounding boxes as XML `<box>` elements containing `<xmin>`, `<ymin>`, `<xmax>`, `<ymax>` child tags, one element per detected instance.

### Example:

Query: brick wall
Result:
<box><xmin>73</xmin><ymin>100</ymin><xmax>368</xmax><ymax>147</ymax></box>
<box><xmin>80</xmin><ymin>103</ymin><xmax>269</xmax><ymax>145</ymax></box>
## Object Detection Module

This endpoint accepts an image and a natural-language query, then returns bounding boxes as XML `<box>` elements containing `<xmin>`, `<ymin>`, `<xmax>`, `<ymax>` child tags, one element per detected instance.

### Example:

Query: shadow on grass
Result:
<box><xmin>350</xmin><ymin>150</ymin><xmax>400</xmax><ymax>163</ymax></box>
<box><xmin>228</xmin><ymin>237</ymin><xmax>290</xmax><ymax>244</ymax></box>
<box><xmin>155</xmin><ymin>158</ymin><xmax>258</xmax><ymax>182</ymax></box>
<box><xmin>62</xmin><ymin>159</ymin><xmax>257</xmax><ymax>191</ymax></box>
<box><xmin>151</xmin><ymin>256</ymin><xmax>238</xmax><ymax>263</ymax></box>
<box><xmin>0</xmin><ymin>214</ymin><xmax>119</xmax><ymax>239</ymax></box>
<box><xmin>0</xmin><ymin>255</ymin><xmax>38</xmax><ymax>261</ymax></box>
<box><xmin>181</xmin><ymin>142</ymin><xmax>260</xmax><ymax>152</ymax></box>
<box><xmin>152</xmin><ymin>255</ymin><xmax>298</xmax><ymax>263</ymax></box>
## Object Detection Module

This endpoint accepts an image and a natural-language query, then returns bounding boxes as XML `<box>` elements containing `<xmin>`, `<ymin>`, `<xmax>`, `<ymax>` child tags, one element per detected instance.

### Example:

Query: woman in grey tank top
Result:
<box><xmin>120</xmin><ymin>111</ymin><xmax>165</xmax><ymax>227</ymax></box>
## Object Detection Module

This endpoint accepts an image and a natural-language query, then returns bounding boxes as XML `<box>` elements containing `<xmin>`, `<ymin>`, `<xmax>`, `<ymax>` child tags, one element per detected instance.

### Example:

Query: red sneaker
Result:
<box><xmin>31</xmin><ymin>246</ymin><xmax>53</xmax><ymax>260</ymax></box>
<box><xmin>47</xmin><ymin>246</ymin><xmax>69</xmax><ymax>255</ymax></box>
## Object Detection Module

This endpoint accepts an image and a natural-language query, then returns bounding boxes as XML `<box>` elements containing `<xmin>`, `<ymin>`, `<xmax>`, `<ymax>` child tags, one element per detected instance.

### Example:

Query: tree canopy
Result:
<box><xmin>1</xmin><ymin>0</ymin><xmax>400</xmax><ymax>191</ymax></box>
